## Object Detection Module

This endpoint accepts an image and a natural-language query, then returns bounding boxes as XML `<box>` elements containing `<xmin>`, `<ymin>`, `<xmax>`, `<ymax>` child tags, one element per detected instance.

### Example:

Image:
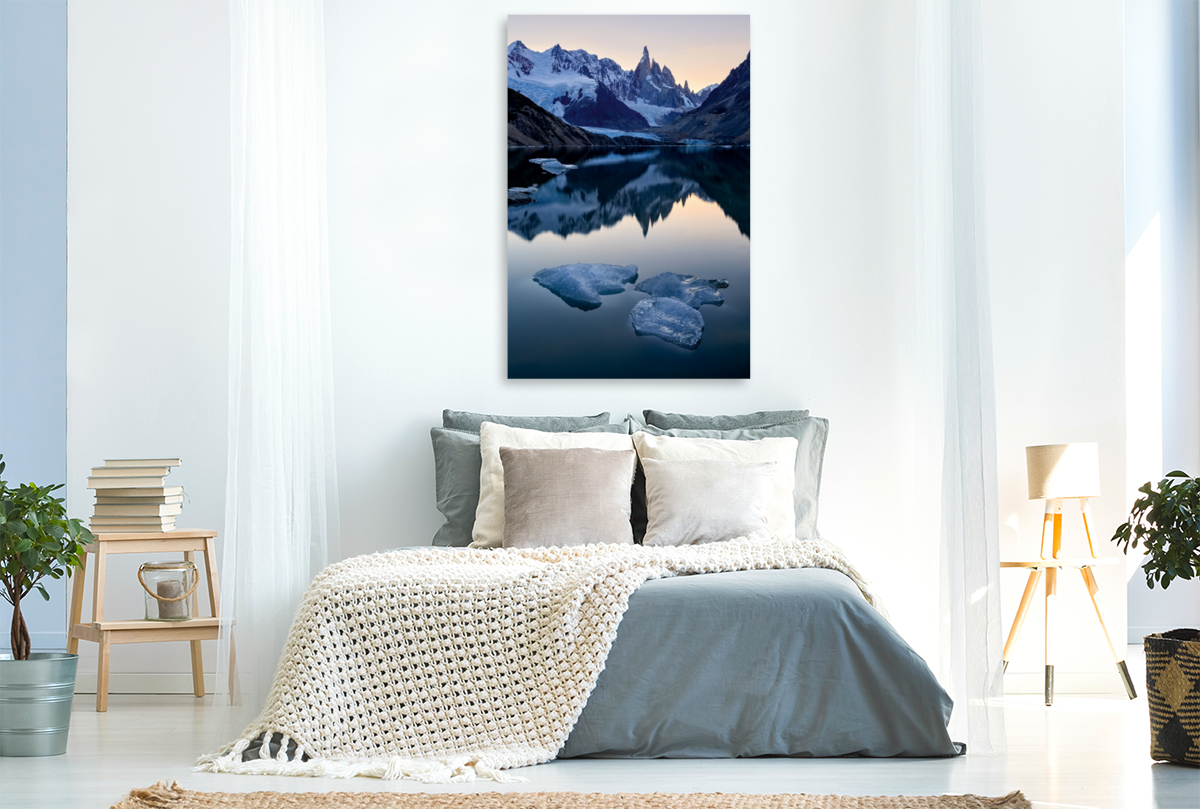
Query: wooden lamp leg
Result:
<box><xmin>1045</xmin><ymin>566</ymin><xmax>1057</xmax><ymax>706</ymax></box>
<box><xmin>1080</xmin><ymin>566</ymin><xmax>1137</xmax><ymax>699</ymax></box>
<box><xmin>1003</xmin><ymin>569</ymin><xmax>1044</xmax><ymax>673</ymax></box>
<box><xmin>1039</xmin><ymin>500</ymin><xmax>1054</xmax><ymax>559</ymax></box>
<box><xmin>1080</xmin><ymin>498</ymin><xmax>1098</xmax><ymax>558</ymax></box>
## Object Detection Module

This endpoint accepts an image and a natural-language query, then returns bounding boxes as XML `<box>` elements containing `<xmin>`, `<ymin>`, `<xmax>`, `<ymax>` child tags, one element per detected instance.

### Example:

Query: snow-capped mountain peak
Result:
<box><xmin>507</xmin><ymin>41</ymin><xmax>704</xmax><ymax>128</ymax></box>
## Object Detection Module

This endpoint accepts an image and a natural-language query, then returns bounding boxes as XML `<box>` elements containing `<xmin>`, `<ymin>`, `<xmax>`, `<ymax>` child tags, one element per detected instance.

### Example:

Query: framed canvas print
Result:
<box><xmin>507</xmin><ymin>15</ymin><xmax>750</xmax><ymax>379</ymax></box>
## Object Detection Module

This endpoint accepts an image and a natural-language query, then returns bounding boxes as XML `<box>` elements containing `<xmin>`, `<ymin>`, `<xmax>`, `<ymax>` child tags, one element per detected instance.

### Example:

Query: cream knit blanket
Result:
<box><xmin>196</xmin><ymin>536</ymin><xmax>877</xmax><ymax>782</ymax></box>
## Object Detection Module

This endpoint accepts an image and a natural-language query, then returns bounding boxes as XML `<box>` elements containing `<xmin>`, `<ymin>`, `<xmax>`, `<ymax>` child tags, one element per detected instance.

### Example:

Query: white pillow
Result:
<box><xmin>632</xmin><ymin>431</ymin><xmax>798</xmax><ymax>540</ymax></box>
<box><xmin>641</xmin><ymin>458</ymin><xmax>777</xmax><ymax>546</ymax></box>
<box><xmin>470</xmin><ymin>422</ymin><xmax>635</xmax><ymax>549</ymax></box>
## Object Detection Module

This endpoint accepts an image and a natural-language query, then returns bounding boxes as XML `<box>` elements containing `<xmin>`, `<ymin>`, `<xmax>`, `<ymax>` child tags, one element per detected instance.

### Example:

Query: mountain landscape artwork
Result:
<box><xmin>507</xmin><ymin>15</ymin><xmax>751</xmax><ymax>379</ymax></box>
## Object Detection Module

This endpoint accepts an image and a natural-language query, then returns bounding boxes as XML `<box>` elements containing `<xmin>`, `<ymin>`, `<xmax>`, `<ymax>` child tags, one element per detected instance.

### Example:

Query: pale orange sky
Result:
<box><xmin>508</xmin><ymin>15</ymin><xmax>749</xmax><ymax>91</ymax></box>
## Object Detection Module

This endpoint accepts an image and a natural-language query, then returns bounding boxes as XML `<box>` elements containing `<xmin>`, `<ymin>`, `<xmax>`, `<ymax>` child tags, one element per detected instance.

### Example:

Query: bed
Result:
<box><xmin>200</xmin><ymin>408</ymin><xmax>960</xmax><ymax>781</ymax></box>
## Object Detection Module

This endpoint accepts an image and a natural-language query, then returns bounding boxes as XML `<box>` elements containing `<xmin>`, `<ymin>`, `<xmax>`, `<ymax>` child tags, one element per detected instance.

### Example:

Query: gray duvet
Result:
<box><xmin>559</xmin><ymin>567</ymin><xmax>960</xmax><ymax>759</ymax></box>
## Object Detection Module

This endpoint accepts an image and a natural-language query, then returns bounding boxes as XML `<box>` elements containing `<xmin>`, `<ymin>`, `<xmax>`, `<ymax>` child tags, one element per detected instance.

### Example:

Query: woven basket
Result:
<box><xmin>1145</xmin><ymin>629</ymin><xmax>1200</xmax><ymax>766</ymax></box>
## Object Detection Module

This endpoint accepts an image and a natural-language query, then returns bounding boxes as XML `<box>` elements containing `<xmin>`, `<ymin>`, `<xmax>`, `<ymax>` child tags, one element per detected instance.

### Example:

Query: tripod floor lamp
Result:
<box><xmin>1001</xmin><ymin>442</ymin><xmax>1138</xmax><ymax>705</ymax></box>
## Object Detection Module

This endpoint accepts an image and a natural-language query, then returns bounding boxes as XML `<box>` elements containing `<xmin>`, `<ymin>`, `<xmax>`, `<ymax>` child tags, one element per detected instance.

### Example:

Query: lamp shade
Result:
<box><xmin>1026</xmin><ymin>443</ymin><xmax>1101</xmax><ymax>500</ymax></box>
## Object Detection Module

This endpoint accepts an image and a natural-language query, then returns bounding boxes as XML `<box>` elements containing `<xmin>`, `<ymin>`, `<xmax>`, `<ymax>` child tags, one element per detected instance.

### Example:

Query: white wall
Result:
<box><xmin>985</xmin><ymin>0</ymin><xmax>1131</xmax><ymax>690</ymax></box>
<box><xmin>65</xmin><ymin>0</ymin><xmax>1133</xmax><ymax>692</ymax></box>
<box><xmin>1123</xmin><ymin>0</ymin><xmax>1200</xmax><ymax>641</ymax></box>
<box><xmin>66</xmin><ymin>0</ymin><xmax>230</xmax><ymax>688</ymax></box>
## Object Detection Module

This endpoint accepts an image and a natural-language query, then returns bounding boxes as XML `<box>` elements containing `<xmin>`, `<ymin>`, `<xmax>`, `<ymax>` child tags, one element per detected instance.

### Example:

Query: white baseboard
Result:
<box><xmin>1004</xmin><ymin>671</ymin><xmax>1127</xmax><ymax>695</ymax></box>
<box><xmin>28</xmin><ymin>632</ymin><xmax>67</xmax><ymax>652</ymax></box>
<box><xmin>74</xmin><ymin>671</ymin><xmax>218</xmax><ymax>695</ymax></box>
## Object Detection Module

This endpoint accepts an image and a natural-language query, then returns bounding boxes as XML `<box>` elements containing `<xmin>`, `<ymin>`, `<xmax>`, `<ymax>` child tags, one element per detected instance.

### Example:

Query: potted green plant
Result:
<box><xmin>1112</xmin><ymin>470</ymin><xmax>1200</xmax><ymax>767</ymax></box>
<box><xmin>0</xmin><ymin>453</ymin><xmax>93</xmax><ymax>756</ymax></box>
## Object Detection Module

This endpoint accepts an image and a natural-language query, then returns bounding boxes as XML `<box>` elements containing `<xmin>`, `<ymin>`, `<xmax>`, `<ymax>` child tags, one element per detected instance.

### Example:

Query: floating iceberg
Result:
<box><xmin>629</xmin><ymin>298</ymin><xmax>704</xmax><ymax>350</ymax></box>
<box><xmin>529</xmin><ymin>158</ymin><xmax>576</xmax><ymax>175</ymax></box>
<box><xmin>507</xmin><ymin>186</ymin><xmax>538</xmax><ymax>205</ymax></box>
<box><xmin>533</xmin><ymin>263</ymin><xmax>639</xmax><ymax>311</ymax></box>
<box><xmin>634</xmin><ymin>272</ymin><xmax>729</xmax><ymax>308</ymax></box>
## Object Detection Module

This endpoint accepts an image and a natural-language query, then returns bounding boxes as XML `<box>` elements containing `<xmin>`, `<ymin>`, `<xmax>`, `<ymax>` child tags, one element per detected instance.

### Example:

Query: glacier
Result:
<box><xmin>634</xmin><ymin>272</ymin><xmax>728</xmax><ymax>308</ymax></box>
<box><xmin>580</xmin><ymin>127</ymin><xmax>662</xmax><ymax>142</ymax></box>
<box><xmin>532</xmin><ymin>263</ymin><xmax>639</xmax><ymax>311</ymax></box>
<box><xmin>629</xmin><ymin>297</ymin><xmax>704</xmax><ymax>349</ymax></box>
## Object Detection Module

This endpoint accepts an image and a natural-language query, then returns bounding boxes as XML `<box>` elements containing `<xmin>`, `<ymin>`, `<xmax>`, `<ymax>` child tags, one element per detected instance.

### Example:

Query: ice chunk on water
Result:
<box><xmin>529</xmin><ymin>158</ymin><xmax>576</xmax><ymax>175</ymax></box>
<box><xmin>634</xmin><ymin>272</ymin><xmax>729</xmax><ymax>309</ymax></box>
<box><xmin>629</xmin><ymin>298</ymin><xmax>704</xmax><ymax>350</ymax></box>
<box><xmin>533</xmin><ymin>263</ymin><xmax>639</xmax><ymax>311</ymax></box>
<box><xmin>508</xmin><ymin>186</ymin><xmax>538</xmax><ymax>205</ymax></box>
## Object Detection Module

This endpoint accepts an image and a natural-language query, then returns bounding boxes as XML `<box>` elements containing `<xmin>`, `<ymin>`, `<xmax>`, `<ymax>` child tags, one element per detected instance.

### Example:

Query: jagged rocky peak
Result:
<box><xmin>508</xmin><ymin>40</ymin><xmax>535</xmax><ymax>75</ymax></box>
<box><xmin>634</xmin><ymin>46</ymin><xmax>653</xmax><ymax>83</ymax></box>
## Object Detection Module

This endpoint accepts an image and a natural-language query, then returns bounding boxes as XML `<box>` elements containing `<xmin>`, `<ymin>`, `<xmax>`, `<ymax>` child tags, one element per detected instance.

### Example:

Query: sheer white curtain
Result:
<box><xmin>915</xmin><ymin>0</ymin><xmax>1006</xmax><ymax>754</ymax></box>
<box><xmin>216</xmin><ymin>0</ymin><xmax>339</xmax><ymax>719</ymax></box>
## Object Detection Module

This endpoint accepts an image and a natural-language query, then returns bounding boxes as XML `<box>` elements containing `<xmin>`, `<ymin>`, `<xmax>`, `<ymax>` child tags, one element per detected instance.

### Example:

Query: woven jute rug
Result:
<box><xmin>111</xmin><ymin>781</ymin><xmax>1031</xmax><ymax>809</ymax></box>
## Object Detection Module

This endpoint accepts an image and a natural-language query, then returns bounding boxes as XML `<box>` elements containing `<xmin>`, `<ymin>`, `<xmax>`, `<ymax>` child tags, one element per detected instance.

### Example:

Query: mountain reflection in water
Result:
<box><xmin>508</xmin><ymin>146</ymin><xmax>750</xmax><ymax>241</ymax></box>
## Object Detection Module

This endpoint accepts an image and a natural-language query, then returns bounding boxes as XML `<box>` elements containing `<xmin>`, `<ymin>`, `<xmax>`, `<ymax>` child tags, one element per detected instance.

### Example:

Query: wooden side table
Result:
<box><xmin>1001</xmin><ymin>556</ymin><xmax>1136</xmax><ymax>706</ymax></box>
<box><xmin>67</xmin><ymin>530</ymin><xmax>234</xmax><ymax>711</ymax></box>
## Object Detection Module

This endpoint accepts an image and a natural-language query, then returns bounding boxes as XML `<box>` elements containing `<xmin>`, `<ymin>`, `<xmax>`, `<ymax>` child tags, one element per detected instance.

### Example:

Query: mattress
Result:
<box><xmin>560</xmin><ymin>567</ymin><xmax>960</xmax><ymax>759</ymax></box>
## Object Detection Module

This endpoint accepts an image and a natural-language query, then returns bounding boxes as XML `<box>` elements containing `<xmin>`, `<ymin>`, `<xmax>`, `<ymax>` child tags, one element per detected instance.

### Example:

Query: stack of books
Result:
<box><xmin>87</xmin><ymin>459</ymin><xmax>184</xmax><ymax>533</ymax></box>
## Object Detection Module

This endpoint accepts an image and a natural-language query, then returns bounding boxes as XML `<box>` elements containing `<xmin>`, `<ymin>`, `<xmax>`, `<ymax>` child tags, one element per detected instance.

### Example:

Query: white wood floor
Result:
<box><xmin>2</xmin><ymin>645</ymin><xmax>1196</xmax><ymax>809</ymax></box>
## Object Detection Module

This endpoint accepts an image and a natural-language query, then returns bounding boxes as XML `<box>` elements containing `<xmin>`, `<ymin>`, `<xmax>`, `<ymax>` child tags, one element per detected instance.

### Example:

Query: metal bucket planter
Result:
<box><xmin>0</xmin><ymin>652</ymin><xmax>79</xmax><ymax>756</ymax></box>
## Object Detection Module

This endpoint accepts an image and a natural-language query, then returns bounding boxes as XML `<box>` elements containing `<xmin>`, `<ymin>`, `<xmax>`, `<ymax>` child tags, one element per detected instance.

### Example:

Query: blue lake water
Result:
<box><xmin>507</xmin><ymin>145</ymin><xmax>750</xmax><ymax>379</ymax></box>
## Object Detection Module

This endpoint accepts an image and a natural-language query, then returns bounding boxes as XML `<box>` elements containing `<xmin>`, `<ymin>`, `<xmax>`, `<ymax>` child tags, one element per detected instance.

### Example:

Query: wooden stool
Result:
<box><xmin>67</xmin><ymin>530</ymin><xmax>234</xmax><ymax>711</ymax></box>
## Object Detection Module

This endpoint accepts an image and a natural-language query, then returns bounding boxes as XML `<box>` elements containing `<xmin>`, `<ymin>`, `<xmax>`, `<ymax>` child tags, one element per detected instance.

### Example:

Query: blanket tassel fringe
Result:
<box><xmin>194</xmin><ymin>732</ymin><xmax>526</xmax><ymax>783</ymax></box>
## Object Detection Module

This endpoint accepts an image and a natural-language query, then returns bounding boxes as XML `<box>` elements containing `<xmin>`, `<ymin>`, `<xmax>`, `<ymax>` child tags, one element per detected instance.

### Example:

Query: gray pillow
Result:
<box><xmin>642</xmin><ymin>409</ymin><xmax>810</xmax><ymax>430</ymax></box>
<box><xmin>641</xmin><ymin>457</ymin><xmax>776</xmax><ymax>546</ymax></box>
<box><xmin>430</xmin><ymin>428</ymin><xmax>484</xmax><ymax>547</ymax></box>
<box><xmin>501</xmin><ymin>447</ymin><xmax>636</xmax><ymax>548</ymax></box>
<box><xmin>641</xmin><ymin>417</ymin><xmax>829</xmax><ymax>539</ymax></box>
<box><xmin>431</xmin><ymin>422</ymin><xmax>629</xmax><ymax>547</ymax></box>
<box><xmin>443</xmin><ymin>409</ymin><xmax>611</xmax><ymax>433</ymax></box>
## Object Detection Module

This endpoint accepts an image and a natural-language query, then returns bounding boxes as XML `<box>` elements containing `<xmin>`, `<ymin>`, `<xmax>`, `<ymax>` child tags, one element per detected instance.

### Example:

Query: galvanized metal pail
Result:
<box><xmin>0</xmin><ymin>652</ymin><xmax>79</xmax><ymax>756</ymax></box>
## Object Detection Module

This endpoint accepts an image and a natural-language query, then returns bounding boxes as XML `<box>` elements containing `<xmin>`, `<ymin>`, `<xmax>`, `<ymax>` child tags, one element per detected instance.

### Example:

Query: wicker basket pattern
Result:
<box><xmin>1145</xmin><ymin>629</ymin><xmax>1200</xmax><ymax>766</ymax></box>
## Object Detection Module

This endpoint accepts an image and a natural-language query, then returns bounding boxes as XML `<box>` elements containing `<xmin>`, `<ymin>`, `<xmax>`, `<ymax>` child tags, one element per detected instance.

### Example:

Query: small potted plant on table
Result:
<box><xmin>0</xmin><ymin>454</ymin><xmax>93</xmax><ymax>756</ymax></box>
<box><xmin>1112</xmin><ymin>470</ymin><xmax>1200</xmax><ymax>767</ymax></box>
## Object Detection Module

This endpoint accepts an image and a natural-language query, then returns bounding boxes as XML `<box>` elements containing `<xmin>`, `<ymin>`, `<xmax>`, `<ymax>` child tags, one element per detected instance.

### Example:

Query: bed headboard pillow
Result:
<box><xmin>430</xmin><ymin>427</ymin><xmax>486</xmax><ymax>547</ymax></box>
<box><xmin>642</xmin><ymin>409</ymin><xmax>810</xmax><ymax>430</ymax></box>
<box><xmin>471</xmin><ymin>423</ymin><xmax>636</xmax><ymax>549</ymax></box>
<box><xmin>631</xmin><ymin>432</ymin><xmax>799</xmax><ymax>541</ymax></box>
<box><xmin>640</xmin><ymin>458</ymin><xmax>776</xmax><ymax>546</ymax></box>
<box><xmin>442</xmin><ymin>409</ymin><xmax>611</xmax><ymax>433</ymax></box>
<box><xmin>640</xmin><ymin>417</ymin><xmax>829</xmax><ymax>540</ymax></box>
<box><xmin>432</xmin><ymin>420</ymin><xmax>628</xmax><ymax>547</ymax></box>
<box><xmin>501</xmin><ymin>447</ymin><xmax>637</xmax><ymax>548</ymax></box>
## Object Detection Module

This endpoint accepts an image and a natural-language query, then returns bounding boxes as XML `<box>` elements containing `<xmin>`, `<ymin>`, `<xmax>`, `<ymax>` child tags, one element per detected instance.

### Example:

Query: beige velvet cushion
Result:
<box><xmin>500</xmin><ymin>447</ymin><xmax>636</xmax><ymax>548</ymax></box>
<box><xmin>632</xmin><ymin>432</ymin><xmax>798</xmax><ymax>540</ymax></box>
<box><xmin>641</xmin><ymin>458</ymin><xmax>777</xmax><ymax>546</ymax></box>
<box><xmin>471</xmin><ymin>422</ymin><xmax>635</xmax><ymax>549</ymax></box>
